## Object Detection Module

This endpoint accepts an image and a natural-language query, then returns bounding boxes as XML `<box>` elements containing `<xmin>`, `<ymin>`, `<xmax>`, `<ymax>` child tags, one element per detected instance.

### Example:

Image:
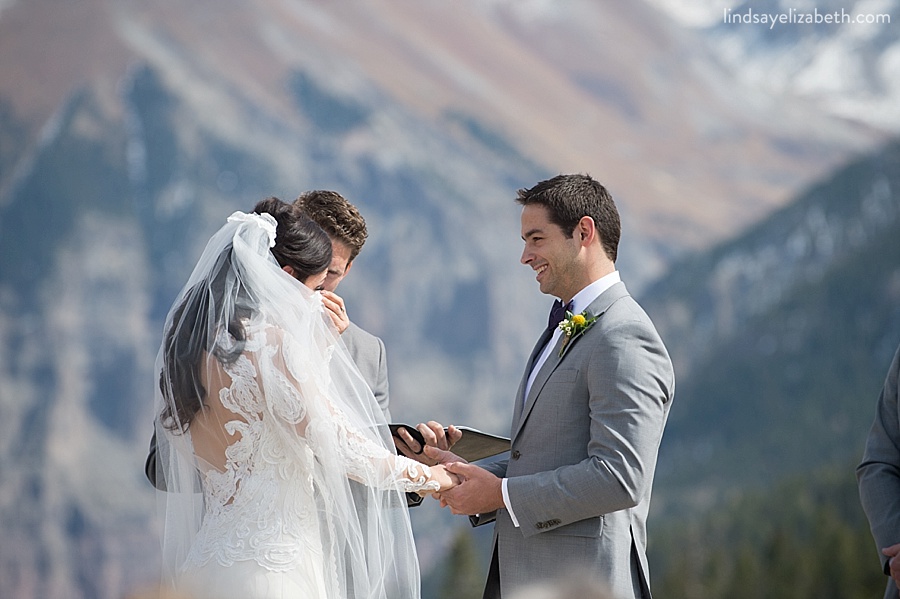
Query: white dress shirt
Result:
<box><xmin>502</xmin><ymin>270</ymin><xmax>621</xmax><ymax>527</ymax></box>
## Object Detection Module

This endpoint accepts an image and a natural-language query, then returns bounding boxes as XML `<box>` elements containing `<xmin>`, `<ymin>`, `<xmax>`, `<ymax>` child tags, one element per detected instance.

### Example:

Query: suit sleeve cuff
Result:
<box><xmin>501</xmin><ymin>478</ymin><xmax>520</xmax><ymax>528</ymax></box>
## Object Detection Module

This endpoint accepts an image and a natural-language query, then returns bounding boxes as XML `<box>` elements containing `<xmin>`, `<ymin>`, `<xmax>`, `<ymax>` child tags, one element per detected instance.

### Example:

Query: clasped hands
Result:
<box><xmin>395</xmin><ymin>421</ymin><xmax>505</xmax><ymax>516</ymax></box>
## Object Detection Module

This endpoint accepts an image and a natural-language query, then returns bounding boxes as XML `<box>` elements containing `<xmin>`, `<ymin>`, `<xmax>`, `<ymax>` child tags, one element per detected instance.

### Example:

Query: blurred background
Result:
<box><xmin>1</xmin><ymin>0</ymin><xmax>899</xmax><ymax>597</ymax></box>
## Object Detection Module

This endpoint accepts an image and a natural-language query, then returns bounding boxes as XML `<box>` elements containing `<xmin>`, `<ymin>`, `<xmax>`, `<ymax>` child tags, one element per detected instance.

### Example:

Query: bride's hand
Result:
<box><xmin>425</xmin><ymin>464</ymin><xmax>460</xmax><ymax>494</ymax></box>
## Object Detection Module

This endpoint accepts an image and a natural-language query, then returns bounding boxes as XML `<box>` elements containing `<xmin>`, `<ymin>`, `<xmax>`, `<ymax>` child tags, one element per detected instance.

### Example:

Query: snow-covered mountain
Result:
<box><xmin>649</xmin><ymin>0</ymin><xmax>900</xmax><ymax>130</ymax></box>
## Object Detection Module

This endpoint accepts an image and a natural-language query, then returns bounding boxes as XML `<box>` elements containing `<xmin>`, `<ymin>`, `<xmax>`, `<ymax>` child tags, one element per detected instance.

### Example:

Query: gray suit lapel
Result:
<box><xmin>514</xmin><ymin>335</ymin><xmax>566</xmax><ymax>438</ymax></box>
<box><xmin>513</xmin><ymin>282</ymin><xmax>631</xmax><ymax>440</ymax></box>
<box><xmin>512</xmin><ymin>327</ymin><xmax>555</xmax><ymax>428</ymax></box>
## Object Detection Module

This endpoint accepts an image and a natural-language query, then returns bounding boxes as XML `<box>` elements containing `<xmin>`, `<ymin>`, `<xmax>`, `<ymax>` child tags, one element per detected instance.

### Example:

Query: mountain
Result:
<box><xmin>0</xmin><ymin>1</ymin><xmax>897</xmax><ymax>597</ymax></box>
<box><xmin>646</xmin><ymin>137</ymin><xmax>900</xmax><ymax>512</ymax></box>
<box><xmin>699</xmin><ymin>0</ymin><xmax>900</xmax><ymax>131</ymax></box>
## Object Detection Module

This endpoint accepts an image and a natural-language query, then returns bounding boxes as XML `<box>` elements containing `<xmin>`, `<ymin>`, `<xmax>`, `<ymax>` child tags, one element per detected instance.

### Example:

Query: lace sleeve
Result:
<box><xmin>308</xmin><ymin>408</ymin><xmax>441</xmax><ymax>494</ymax></box>
<box><xmin>268</xmin><ymin>325</ymin><xmax>440</xmax><ymax>494</ymax></box>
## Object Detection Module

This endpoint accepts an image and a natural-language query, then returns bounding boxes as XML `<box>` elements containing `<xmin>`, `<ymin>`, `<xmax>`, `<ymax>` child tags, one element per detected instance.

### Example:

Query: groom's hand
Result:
<box><xmin>436</xmin><ymin>462</ymin><xmax>503</xmax><ymax>516</ymax></box>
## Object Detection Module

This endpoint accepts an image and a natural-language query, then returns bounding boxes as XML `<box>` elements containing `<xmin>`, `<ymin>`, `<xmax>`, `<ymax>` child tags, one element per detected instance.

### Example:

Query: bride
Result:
<box><xmin>152</xmin><ymin>198</ymin><xmax>455</xmax><ymax>599</ymax></box>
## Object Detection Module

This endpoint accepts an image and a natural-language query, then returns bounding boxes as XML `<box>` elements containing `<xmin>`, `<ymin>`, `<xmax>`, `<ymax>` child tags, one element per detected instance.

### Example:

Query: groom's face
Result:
<box><xmin>520</xmin><ymin>204</ymin><xmax>584</xmax><ymax>302</ymax></box>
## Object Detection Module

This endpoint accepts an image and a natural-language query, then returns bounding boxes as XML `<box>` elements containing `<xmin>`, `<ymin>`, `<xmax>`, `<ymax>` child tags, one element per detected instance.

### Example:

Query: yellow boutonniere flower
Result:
<box><xmin>558</xmin><ymin>310</ymin><xmax>598</xmax><ymax>356</ymax></box>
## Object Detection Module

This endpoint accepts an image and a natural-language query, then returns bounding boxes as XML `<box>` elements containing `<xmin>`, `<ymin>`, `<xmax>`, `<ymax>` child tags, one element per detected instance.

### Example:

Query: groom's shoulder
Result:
<box><xmin>592</xmin><ymin>290</ymin><xmax>663</xmax><ymax>340</ymax></box>
<box><xmin>592</xmin><ymin>283</ymin><xmax>644</xmax><ymax>321</ymax></box>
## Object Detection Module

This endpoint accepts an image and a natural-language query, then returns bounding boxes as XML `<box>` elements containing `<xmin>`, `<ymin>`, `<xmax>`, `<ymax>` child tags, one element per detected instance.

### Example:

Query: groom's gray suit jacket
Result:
<box><xmin>857</xmin><ymin>342</ymin><xmax>900</xmax><ymax>599</ymax></box>
<box><xmin>477</xmin><ymin>282</ymin><xmax>674</xmax><ymax>599</ymax></box>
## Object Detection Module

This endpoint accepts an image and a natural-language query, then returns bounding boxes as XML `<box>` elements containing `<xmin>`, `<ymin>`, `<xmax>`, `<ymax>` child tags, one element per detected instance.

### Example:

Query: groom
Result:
<box><xmin>422</xmin><ymin>174</ymin><xmax>674</xmax><ymax>598</ymax></box>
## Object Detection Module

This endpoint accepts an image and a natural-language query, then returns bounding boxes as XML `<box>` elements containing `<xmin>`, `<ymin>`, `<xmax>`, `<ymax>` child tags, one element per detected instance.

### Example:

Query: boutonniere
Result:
<box><xmin>558</xmin><ymin>310</ymin><xmax>598</xmax><ymax>356</ymax></box>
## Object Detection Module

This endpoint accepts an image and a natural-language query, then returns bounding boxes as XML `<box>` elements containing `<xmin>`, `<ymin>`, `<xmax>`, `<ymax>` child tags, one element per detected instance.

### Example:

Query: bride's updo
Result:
<box><xmin>253</xmin><ymin>196</ymin><xmax>332</xmax><ymax>281</ymax></box>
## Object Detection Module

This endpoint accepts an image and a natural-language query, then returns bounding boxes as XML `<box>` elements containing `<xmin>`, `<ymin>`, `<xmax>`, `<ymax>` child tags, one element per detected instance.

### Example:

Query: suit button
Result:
<box><xmin>511</xmin><ymin>450</ymin><xmax>521</xmax><ymax>459</ymax></box>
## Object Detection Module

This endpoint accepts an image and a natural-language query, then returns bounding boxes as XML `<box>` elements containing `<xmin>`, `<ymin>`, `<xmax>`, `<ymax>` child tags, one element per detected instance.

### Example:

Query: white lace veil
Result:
<box><xmin>153</xmin><ymin>211</ymin><xmax>423</xmax><ymax>599</ymax></box>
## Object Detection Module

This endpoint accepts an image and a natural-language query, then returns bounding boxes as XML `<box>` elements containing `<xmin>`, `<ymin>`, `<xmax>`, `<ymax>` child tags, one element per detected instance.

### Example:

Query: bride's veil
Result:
<box><xmin>153</xmin><ymin>210</ymin><xmax>421</xmax><ymax>598</ymax></box>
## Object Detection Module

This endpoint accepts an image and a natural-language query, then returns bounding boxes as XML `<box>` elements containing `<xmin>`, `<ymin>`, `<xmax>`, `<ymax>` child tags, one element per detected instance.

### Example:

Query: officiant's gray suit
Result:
<box><xmin>342</xmin><ymin>321</ymin><xmax>391</xmax><ymax>421</ymax></box>
<box><xmin>477</xmin><ymin>282</ymin><xmax>674</xmax><ymax>598</ymax></box>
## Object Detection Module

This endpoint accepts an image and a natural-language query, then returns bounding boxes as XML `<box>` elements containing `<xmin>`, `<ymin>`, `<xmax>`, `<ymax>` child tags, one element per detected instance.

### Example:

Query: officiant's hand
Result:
<box><xmin>395</xmin><ymin>421</ymin><xmax>462</xmax><ymax>466</ymax></box>
<box><xmin>421</xmin><ymin>444</ymin><xmax>466</xmax><ymax>467</ymax></box>
<box><xmin>433</xmin><ymin>462</ymin><xmax>503</xmax><ymax>516</ymax></box>
<box><xmin>321</xmin><ymin>290</ymin><xmax>350</xmax><ymax>334</ymax></box>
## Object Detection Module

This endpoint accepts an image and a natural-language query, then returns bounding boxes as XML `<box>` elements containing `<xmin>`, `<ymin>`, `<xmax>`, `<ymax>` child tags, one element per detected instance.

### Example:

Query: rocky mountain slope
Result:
<box><xmin>646</xmin><ymin>138</ymin><xmax>900</xmax><ymax>511</ymax></box>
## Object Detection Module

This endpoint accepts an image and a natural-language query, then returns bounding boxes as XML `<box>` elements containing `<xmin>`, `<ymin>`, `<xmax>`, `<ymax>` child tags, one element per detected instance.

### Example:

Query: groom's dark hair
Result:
<box><xmin>516</xmin><ymin>173</ymin><xmax>620</xmax><ymax>263</ymax></box>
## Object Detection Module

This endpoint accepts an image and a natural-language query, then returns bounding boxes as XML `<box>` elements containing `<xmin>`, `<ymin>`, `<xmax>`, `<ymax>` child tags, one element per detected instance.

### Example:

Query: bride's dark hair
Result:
<box><xmin>255</xmin><ymin>196</ymin><xmax>334</xmax><ymax>281</ymax></box>
<box><xmin>160</xmin><ymin>198</ymin><xmax>332</xmax><ymax>433</ymax></box>
<box><xmin>160</xmin><ymin>248</ymin><xmax>248</xmax><ymax>433</ymax></box>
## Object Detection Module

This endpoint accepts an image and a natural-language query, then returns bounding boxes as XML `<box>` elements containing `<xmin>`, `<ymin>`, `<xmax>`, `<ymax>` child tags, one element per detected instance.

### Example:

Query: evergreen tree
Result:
<box><xmin>650</xmin><ymin>463</ymin><xmax>887</xmax><ymax>598</ymax></box>
<box><xmin>439</xmin><ymin>527</ymin><xmax>486</xmax><ymax>599</ymax></box>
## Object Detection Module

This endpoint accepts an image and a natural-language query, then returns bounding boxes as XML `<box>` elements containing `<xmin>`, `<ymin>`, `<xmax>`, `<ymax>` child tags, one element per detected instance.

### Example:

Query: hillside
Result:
<box><xmin>646</xmin><ymin>138</ymin><xmax>900</xmax><ymax>511</ymax></box>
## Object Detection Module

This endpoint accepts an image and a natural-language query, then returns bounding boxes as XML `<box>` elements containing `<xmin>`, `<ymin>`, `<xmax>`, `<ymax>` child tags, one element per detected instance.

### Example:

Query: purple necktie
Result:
<box><xmin>547</xmin><ymin>300</ymin><xmax>573</xmax><ymax>333</ymax></box>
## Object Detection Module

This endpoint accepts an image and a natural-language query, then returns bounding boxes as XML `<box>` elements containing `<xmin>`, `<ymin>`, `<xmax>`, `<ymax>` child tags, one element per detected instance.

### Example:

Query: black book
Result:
<box><xmin>390</xmin><ymin>424</ymin><xmax>510</xmax><ymax>462</ymax></box>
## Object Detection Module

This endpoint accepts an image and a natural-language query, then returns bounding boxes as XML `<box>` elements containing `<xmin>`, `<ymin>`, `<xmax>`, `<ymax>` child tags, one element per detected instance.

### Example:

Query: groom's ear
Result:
<box><xmin>576</xmin><ymin>216</ymin><xmax>596</xmax><ymax>246</ymax></box>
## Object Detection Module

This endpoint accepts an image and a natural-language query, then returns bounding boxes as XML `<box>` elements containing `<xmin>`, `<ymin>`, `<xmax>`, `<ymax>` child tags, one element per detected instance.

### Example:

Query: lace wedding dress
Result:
<box><xmin>153</xmin><ymin>212</ymin><xmax>437</xmax><ymax>599</ymax></box>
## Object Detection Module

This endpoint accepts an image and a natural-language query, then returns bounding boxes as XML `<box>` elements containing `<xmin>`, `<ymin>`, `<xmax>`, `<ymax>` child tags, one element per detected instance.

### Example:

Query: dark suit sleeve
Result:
<box><xmin>145</xmin><ymin>430</ymin><xmax>167</xmax><ymax>491</ymax></box>
<box><xmin>469</xmin><ymin>512</ymin><xmax>497</xmax><ymax>527</ymax></box>
<box><xmin>482</xmin><ymin>458</ymin><xmax>509</xmax><ymax>479</ymax></box>
<box><xmin>858</xmin><ymin>344</ymin><xmax>900</xmax><ymax>576</ymax></box>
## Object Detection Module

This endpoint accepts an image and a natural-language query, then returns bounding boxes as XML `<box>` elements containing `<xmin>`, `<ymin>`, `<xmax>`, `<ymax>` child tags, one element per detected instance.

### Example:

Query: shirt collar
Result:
<box><xmin>567</xmin><ymin>271</ymin><xmax>620</xmax><ymax>316</ymax></box>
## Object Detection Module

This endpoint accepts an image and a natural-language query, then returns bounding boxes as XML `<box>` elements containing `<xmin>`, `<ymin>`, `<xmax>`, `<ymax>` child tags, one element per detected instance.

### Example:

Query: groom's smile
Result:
<box><xmin>520</xmin><ymin>204</ymin><xmax>586</xmax><ymax>301</ymax></box>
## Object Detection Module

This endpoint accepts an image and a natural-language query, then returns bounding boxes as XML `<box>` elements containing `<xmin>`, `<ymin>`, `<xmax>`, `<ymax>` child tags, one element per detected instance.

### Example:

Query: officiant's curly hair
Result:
<box><xmin>159</xmin><ymin>197</ymin><xmax>332</xmax><ymax>433</ymax></box>
<box><xmin>294</xmin><ymin>190</ymin><xmax>369</xmax><ymax>262</ymax></box>
<box><xmin>516</xmin><ymin>174</ymin><xmax>621</xmax><ymax>263</ymax></box>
